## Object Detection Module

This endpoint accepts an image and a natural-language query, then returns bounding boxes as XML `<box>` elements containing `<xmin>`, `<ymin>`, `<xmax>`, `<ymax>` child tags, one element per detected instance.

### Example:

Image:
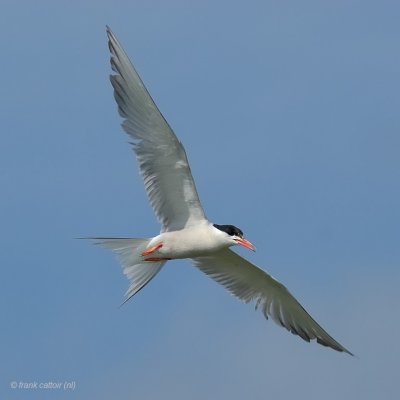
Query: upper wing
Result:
<box><xmin>192</xmin><ymin>249</ymin><xmax>353</xmax><ymax>355</ymax></box>
<box><xmin>106</xmin><ymin>27</ymin><xmax>206</xmax><ymax>231</ymax></box>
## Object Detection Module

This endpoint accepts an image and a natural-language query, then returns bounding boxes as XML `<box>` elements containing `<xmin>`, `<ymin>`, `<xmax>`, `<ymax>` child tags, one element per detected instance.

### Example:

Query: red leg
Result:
<box><xmin>141</xmin><ymin>242</ymin><xmax>163</xmax><ymax>257</ymax></box>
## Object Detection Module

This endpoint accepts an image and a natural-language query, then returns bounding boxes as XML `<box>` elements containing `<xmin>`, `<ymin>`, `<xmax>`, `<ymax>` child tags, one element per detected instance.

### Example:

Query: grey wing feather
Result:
<box><xmin>106</xmin><ymin>27</ymin><xmax>206</xmax><ymax>231</ymax></box>
<box><xmin>193</xmin><ymin>249</ymin><xmax>353</xmax><ymax>355</ymax></box>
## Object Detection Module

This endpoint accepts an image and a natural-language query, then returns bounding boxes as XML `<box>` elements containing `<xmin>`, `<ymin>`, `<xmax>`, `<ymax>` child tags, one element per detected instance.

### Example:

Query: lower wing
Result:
<box><xmin>192</xmin><ymin>249</ymin><xmax>353</xmax><ymax>355</ymax></box>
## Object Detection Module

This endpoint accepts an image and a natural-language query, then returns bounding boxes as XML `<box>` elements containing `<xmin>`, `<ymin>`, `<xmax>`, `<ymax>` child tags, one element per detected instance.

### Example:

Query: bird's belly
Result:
<box><xmin>158</xmin><ymin>234</ymin><xmax>225</xmax><ymax>259</ymax></box>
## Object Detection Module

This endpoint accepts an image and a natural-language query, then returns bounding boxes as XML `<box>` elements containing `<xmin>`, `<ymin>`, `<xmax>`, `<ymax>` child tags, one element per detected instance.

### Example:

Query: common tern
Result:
<box><xmin>90</xmin><ymin>27</ymin><xmax>352</xmax><ymax>356</ymax></box>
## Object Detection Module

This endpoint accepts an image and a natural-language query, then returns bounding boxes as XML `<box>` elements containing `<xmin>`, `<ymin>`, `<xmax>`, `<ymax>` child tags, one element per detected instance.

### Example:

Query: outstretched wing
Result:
<box><xmin>107</xmin><ymin>27</ymin><xmax>206</xmax><ymax>231</ymax></box>
<box><xmin>193</xmin><ymin>249</ymin><xmax>353</xmax><ymax>355</ymax></box>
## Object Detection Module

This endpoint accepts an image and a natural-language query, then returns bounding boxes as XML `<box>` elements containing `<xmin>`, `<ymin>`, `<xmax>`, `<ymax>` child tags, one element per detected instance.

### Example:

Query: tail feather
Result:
<box><xmin>91</xmin><ymin>237</ymin><xmax>166</xmax><ymax>304</ymax></box>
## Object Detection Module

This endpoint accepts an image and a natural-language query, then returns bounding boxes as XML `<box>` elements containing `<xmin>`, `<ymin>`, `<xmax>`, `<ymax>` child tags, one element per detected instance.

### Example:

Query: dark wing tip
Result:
<box><xmin>106</xmin><ymin>25</ymin><xmax>113</xmax><ymax>38</ymax></box>
<box><xmin>317</xmin><ymin>337</ymin><xmax>354</xmax><ymax>356</ymax></box>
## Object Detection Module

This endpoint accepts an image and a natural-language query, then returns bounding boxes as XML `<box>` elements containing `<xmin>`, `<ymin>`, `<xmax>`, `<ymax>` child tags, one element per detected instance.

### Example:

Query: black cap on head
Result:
<box><xmin>213</xmin><ymin>224</ymin><xmax>243</xmax><ymax>238</ymax></box>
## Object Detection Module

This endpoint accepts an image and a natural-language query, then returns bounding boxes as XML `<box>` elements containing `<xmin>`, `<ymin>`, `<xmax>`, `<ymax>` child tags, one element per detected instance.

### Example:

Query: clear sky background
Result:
<box><xmin>1</xmin><ymin>1</ymin><xmax>399</xmax><ymax>399</ymax></box>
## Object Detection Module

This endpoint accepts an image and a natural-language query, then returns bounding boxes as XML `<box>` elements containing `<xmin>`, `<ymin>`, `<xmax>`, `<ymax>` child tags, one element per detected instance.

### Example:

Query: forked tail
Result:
<box><xmin>90</xmin><ymin>237</ymin><xmax>167</xmax><ymax>305</ymax></box>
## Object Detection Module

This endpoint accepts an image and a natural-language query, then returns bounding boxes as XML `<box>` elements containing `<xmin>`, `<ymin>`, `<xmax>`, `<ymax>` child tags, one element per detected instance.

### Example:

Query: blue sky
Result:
<box><xmin>1</xmin><ymin>1</ymin><xmax>399</xmax><ymax>399</ymax></box>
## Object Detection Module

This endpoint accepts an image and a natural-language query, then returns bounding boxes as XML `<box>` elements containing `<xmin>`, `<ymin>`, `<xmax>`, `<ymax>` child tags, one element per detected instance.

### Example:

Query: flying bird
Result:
<box><xmin>91</xmin><ymin>27</ymin><xmax>352</xmax><ymax>355</ymax></box>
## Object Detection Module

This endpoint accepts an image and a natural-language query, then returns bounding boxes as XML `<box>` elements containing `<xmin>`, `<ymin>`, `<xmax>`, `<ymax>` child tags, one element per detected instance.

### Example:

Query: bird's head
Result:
<box><xmin>213</xmin><ymin>224</ymin><xmax>256</xmax><ymax>251</ymax></box>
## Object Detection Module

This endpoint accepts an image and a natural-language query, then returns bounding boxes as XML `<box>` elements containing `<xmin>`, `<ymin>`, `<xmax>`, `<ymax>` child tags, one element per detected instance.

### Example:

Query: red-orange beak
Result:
<box><xmin>235</xmin><ymin>238</ymin><xmax>256</xmax><ymax>252</ymax></box>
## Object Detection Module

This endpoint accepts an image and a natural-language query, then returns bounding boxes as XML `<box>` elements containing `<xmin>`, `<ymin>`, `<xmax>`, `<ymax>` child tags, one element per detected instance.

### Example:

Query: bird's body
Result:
<box><xmin>90</xmin><ymin>27</ymin><xmax>353</xmax><ymax>356</ymax></box>
<box><xmin>146</xmin><ymin>223</ymin><xmax>234</xmax><ymax>259</ymax></box>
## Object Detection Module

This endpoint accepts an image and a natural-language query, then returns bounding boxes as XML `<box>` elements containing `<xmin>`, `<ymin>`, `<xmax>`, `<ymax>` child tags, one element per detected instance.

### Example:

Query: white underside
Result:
<box><xmin>147</xmin><ymin>222</ymin><xmax>229</xmax><ymax>259</ymax></box>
